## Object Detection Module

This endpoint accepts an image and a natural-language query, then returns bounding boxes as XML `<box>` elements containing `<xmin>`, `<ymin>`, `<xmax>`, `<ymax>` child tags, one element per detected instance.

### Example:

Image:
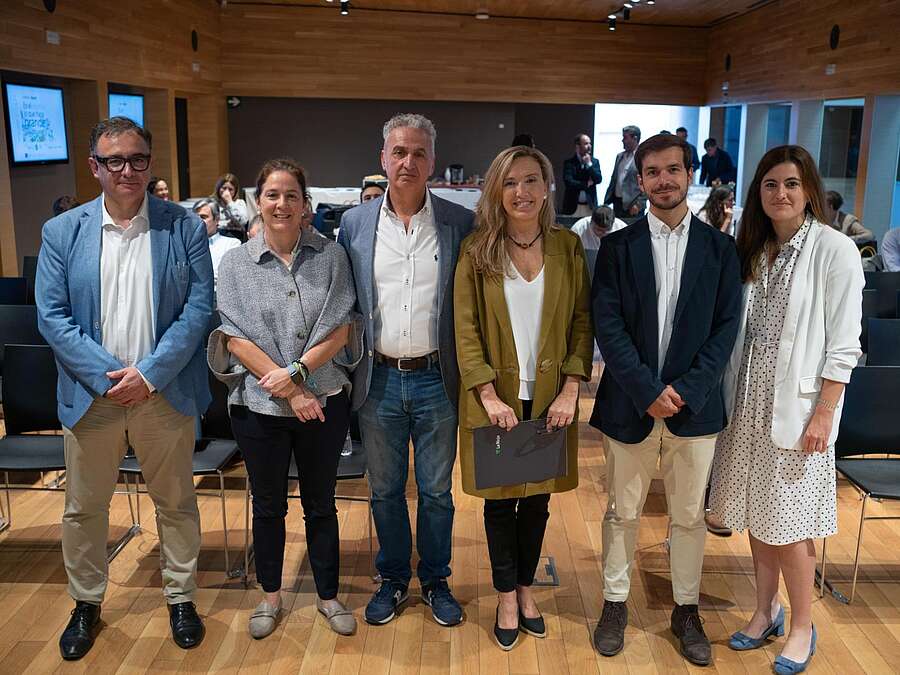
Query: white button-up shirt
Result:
<box><xmin>100</xmin><ymin>195</ymin><xmax>156</xmax><ymax>383</ymax></box>
<box><xmin>648</xmin><ymin>208</ymin><xmax>691</xmax><ymax>375</ymax></box>
<box><xmin>372</xmin><ymin>189</ymin><xmax>439</xmax><ymax>358</ymax></box>
<box><xmin>208</xmin><ymin>232</ymin><xmax>241</xmax><ymax>287</ymax></box>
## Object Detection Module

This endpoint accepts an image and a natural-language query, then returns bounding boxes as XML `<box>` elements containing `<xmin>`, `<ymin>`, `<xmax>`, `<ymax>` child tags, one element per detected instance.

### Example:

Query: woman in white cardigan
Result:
<box><xmin>708</xmin><ymin>145</ymin><xmax>863</xmax><ymax>675</ymax></box>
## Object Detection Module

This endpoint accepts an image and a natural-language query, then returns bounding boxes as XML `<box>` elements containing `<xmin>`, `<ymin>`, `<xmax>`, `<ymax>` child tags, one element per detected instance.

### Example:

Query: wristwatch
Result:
<box><xmin>287</xmin><ymin>360</ymin><xmax>309</xmax><ymax>385</ymax></box>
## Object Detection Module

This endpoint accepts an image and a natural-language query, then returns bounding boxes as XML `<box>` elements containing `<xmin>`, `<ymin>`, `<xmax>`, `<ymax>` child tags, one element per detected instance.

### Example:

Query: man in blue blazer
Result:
<box><xmin>590</xmin><ymin>134</ymin><xmax>741</xmax><ymax>666</ymax></box>
<box><xmin>338</xmin><ymin>114</ymin><xmax>474</xmax><ymax>628</ymax></box>
<box><xmin>35</xmin><ymin>117</ymin><xmax>213</xmax><ymax>660</ymax></box>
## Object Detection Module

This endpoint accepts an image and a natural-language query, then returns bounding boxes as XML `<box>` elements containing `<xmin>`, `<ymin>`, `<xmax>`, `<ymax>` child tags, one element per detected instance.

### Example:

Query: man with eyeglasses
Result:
<box><xmin>35</xmin><ymin>117</ymin><xmax>214</xmax><ymax>660</ymax></box>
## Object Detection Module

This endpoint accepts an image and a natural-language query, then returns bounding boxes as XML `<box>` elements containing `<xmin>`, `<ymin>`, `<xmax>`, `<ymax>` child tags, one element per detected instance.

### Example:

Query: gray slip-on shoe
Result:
<box><xmin>317</xmin><ymin>598</ymin><xmax>357</xmax><ymax>636</ymax></box>
<box><xmin>249</xmin><ymin>600</ymin><xmax>281</xmax><ymax>639</ymax></box>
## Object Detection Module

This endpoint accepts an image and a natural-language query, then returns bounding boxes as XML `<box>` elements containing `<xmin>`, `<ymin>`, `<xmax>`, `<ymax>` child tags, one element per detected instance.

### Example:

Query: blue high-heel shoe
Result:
<box><xmin>773</xmin><ymin>625</ymin><xmax>817</xmax><ymax>674</ymax></box>
<box><xmin>728</xmin><ymin>606</ymin><xmax>786</xmax><ymax>650</ymax></box>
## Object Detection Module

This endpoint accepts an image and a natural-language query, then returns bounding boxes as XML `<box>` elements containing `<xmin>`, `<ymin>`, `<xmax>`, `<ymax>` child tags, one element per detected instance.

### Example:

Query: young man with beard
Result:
<box><xmin>589</xmin><ymin>134</ymin><xmax>742</xmax><ymax>666</ymax></box>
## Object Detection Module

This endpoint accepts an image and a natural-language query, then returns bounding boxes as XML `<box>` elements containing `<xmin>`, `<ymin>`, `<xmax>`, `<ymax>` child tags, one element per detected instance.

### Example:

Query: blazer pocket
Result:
<box><xmin>799</xmin><ymin>375</ymin><xmax>822</xmax><ymax>395</ymax></box>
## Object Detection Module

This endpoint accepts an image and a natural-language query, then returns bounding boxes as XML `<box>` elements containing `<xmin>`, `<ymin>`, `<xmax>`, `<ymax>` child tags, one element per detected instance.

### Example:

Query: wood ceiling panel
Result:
<box><xmin>226</xmin><ymin>0</ymin><xmax>759</xmax><ymax>27</ymax></box>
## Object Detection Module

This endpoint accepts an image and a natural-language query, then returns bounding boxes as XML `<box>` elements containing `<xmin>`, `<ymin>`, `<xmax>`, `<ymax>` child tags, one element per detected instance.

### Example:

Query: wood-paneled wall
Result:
<box><xmin>705</xmin><ymin>0</ymin><xmax>900</xmax><ymax>104</ymax></box>
<box><xmin>220</xmin><ymin>5</ymin><xmax>709</xmax><ymax>105</ymax></box>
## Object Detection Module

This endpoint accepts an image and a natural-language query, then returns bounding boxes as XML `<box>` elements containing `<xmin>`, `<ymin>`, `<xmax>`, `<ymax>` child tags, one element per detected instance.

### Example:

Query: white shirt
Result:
<box><xmin>648</xmin><ymin>208</ymin><xmax>691</xmax><ymax>375</ymax></box>
<box><xmin>615</xmin><ymin>151</ymin><xmax>635</xmax><ymax>198</ymax></box>
<box><xmin>372</xmin><ymin>189</ymin><xmax>440</xmax><ymax>358</ymax></box>
<box><xmin>100</xmin><ymin>195</ymin><xmax>156</xmax><ymax>384</ymax></box>
<box><xmin>208</xmin><ymin>232</ymin><xmax>241</xmax><ymax>287</ymax></box>
<box><xmin>504</xmin><ymin>265</ymin><xmax>544</xmax><ymax>400</ymax></box>
<box><xmin>570</xmin><ymin>216</ymin><xmax>628</xmax><ymax>250</ymax></box>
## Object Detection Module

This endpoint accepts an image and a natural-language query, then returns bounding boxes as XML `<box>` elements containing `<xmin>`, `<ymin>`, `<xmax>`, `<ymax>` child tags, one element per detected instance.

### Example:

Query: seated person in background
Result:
<box><xmin>248</xmin><ymin>214</ymin><xmax>264</xmax><ymax>239</ymax></box>
<box><xmin>52</xmin><ymin>195</ymin><xmax>80</xmax><ymax>217</ymax></box>
<box><xmin>700</xmin><ymin>138</ymin><xmax>737</xmax><ymax>187</ymax></box>
<box><xmin>193</xmin><ymin>198</ymin><xmax>240</xmax><ymax>289</ymax></box>
<box><xmin>824</xmin><ymin>190</ymin><xmax>874</xmax><ymax>245</ymax></box>
<box><xmin>148</xmin><ymin>177</ymin><xmax>170</xmax><ymax>201</ymax></box>
<box><xmin>882</xmin><ymin>227</ymin><xmax>900</xmax><ymax>272</ymax></box>
<box><xmin>360</xmin><ymin>175</ymin><xmax>387</xmax><ymax>203</ymax></box>
<box><xmin>697</xmin><ymin>185</ymin><xmax>737</xmax><ymax>236</ymax></box>
<box><xmin>213</xmin><ymin>172</ymin><xmax>250</xmax><ymax>238</ymax></box>
<box><xmin>571</xmin><ymin>206</ymin><xmax>627</xmax><ymax>277</ymax></box>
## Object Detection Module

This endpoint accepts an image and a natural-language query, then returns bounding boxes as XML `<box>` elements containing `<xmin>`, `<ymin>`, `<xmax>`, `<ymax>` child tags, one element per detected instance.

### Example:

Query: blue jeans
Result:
<box><xmin>358</xmin><ymin>361</ymin><xmax>457</xmax><ymax>585</ymax></box>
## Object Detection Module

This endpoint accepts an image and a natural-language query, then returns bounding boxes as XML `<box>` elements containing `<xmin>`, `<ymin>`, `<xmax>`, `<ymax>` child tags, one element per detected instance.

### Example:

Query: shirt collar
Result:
<box><xmin>647</xmin><ymin>207</ymin><xmax>691</xmax><ymax>237</ymax></box>
<box><xmin>381</xmin><ymin>187</ymin><xmax>432</xmax><ymax>223</ymax></box>
<box><xmin>101</xmin><ymin>194</ymin><xmax>149</xmax><ymax>231</ymax></box>
<box><xmin>247</xmin><ymin>225</ymin><xmax>325</xmax><ymax>264</ymax></box>
<box><xmin>784</xmin><ymin>215</ymin><xmax>813</xmax><ymax>253</ymax></box>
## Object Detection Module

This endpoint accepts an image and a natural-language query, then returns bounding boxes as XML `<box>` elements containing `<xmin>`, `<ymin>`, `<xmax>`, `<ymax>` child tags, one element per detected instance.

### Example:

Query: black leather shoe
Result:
<box><xmin>518</xmin><ymin>610</ymin><xmax>546</xmax><ymax>638</ymax></box>
<box><xmin>494</xmin><ymin>608</ymin><xmax>519</xmax><ymax>651</ymax></box>
<box><xmin>594</xmin><ymin>600</ymin><xmax>627</xmax><ymax>656</ymax></box>
<box><xmin>671</xmin><ymin>604</ymin><xmax>711</xmax><ymax>666</ymax></box>
<box><xmin>59</xmin><ymin>601</ymin><xmax>101</xmax><ymax>661</ymax></box>
<box><xmin>169</xmin><ymin>601</ymin><xmax>205</xmax><ymax>649</ymax></box>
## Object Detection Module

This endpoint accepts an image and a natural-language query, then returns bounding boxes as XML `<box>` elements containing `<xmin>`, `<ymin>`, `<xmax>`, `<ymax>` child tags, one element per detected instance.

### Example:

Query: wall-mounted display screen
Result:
<box><xmin>3</xmin><ymin>82</ymin><xmax>69</xmax><ymax>165</ymax></box>
<box><xmin>108</xmin><ymin>92</ymin><xmax>144</xmax><ymax>127</ymax></box>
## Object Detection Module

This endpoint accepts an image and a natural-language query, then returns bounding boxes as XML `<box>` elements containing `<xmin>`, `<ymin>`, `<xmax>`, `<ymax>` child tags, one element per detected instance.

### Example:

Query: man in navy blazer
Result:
<box><xmin>590</xmin><ymin>134</ymin><xmax>741</xmax><ymax>666</ymax></box>
<box><xmin>35</xmin><ymin>118</ymin><xmax>213</xmax><ymax>660</ymax></box>
<box><xmin>338</xmin><ymin>114</ymin><xmax>473</xmax><ymax>628</ymax></box>
<box><xmin>561</xmin><ymin>133</ymin><xmax>603</xmax><ymax>215</ymax></box>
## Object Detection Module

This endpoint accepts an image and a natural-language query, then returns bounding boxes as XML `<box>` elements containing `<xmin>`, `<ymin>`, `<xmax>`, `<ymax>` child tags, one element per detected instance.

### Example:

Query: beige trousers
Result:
<box><xmin>62</xmin><ymin>394</ymin><xmax>200</xmax><ymax>605</ymax></box>
<box><xmin>602</xmin><ymin>419</ymin><xmax>716</xmax><ymax>605</ymax></box>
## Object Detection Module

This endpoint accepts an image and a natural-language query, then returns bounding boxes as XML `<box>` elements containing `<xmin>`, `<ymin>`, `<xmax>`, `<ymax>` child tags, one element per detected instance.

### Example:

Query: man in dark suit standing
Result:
<box><xmin>700</xmin><ymin>137</ymin><xmax>737</xmax><ymax>186</ymax></box>
<box><xmin>561</xmin><ymin>133</ymin><xmax>602</xmax><ymax>216</ymax></box>
<box><xmin>676</xmin><ymin>127</ymin><xmax>700</xmax><ymax>173</ymax></box>
<box><xmin>590</xmin><ymin>134</ymin><xmax>742</xmax><ymax>667</ymax></box>
<box><xmin>603</xmin><ymin>125</ymin><xmax>647</xmax><ymax>224</ymax></box>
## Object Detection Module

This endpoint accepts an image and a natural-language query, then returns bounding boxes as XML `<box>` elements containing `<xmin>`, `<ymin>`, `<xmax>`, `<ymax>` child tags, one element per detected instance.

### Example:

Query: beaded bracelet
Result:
<box><xmin>816</xmin><ymin>398</ymin><xmax>838</xmax><ymax>411</ymax></box>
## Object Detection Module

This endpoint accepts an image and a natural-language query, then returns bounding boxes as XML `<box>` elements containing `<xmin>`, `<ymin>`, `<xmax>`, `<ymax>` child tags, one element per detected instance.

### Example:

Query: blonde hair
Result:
<box><xmin>466</xmin><ymin>146</ymin><xmax>557</xmax><ymax>278</ymax></box>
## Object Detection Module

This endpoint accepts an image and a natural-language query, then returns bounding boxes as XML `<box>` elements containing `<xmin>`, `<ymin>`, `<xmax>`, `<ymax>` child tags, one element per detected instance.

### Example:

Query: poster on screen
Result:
<box><xmin>4</xmin><ymin>83</ymin><xmax>69</xmax><ymax>164</ymax></box>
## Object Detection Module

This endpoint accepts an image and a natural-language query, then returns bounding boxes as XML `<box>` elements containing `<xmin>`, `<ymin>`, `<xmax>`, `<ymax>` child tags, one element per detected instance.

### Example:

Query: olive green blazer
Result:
<box><xmin>454</xmin><ymin>227</ymin><xmax>594</xmax><ymax>499</ymax></box>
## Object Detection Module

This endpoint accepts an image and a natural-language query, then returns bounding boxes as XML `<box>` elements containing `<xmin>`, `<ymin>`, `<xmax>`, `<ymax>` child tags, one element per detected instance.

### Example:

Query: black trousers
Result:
<box><xmin>230</xmin><ymin>392</ymin><xmax>350</xmax><ymax>598</ymax></box>
<box><xmin>482</xmin><ymin>400</ymin><xmax>552</xmax><ymax>593</ymax></box>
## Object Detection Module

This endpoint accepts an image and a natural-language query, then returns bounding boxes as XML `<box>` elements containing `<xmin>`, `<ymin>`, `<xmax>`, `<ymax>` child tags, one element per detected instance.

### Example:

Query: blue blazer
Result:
<box><xmin>337</xmin><ymin>193</ymin><xmax>474</xmax><ymax>411</ymax></box>
<box><xmin>36</xmin><ymin>195</ymin><xmax>214</xmax><ymax>429</ymax></box>
<box><xmin>590</xmin><ymin>215</ymin><xmax>742</xmax><ymax>443</ymax></box>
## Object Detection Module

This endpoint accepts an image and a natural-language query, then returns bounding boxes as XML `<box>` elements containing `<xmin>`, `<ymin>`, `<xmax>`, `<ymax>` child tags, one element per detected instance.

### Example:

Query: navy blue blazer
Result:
<box><xmin>590</xmin><ymin>215</ymin><xmax>742</xmax><ymax>443</ymax></box>
<box><xmin>337</xmin><ymin>192</ymin><xmax>474</xmax><ymax>410</ymax></box>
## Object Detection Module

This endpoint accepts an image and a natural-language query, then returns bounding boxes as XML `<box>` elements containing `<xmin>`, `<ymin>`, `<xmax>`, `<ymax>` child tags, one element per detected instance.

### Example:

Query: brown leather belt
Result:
<box><xmin>374</xmin><ymin>351</ymin><xmax>439</xmax><ymax>371</ymax></box>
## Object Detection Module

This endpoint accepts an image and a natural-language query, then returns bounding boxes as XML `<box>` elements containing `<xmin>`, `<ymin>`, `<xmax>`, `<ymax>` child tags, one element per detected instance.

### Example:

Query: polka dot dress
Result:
<box><xmin>709</xmin><ymin>218</ymin><xmax>837</xmax><ymax>545</ymax></box>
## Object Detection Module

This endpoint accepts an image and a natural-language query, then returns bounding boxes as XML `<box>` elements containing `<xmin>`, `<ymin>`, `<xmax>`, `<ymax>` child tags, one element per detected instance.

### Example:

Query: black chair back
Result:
<box><xmin>2</xmin><ymin>345</ymin><xmax>61</xmax><ymax>434</ymax></box>
<box><xmin>0</xmin><ymin>305</ymin><xmax>46</xmax><ymax>377</ymax></box>
<box><xmin>862</xmin><ymin>290</ymin><xmax>879</xmax><ymax>352</ymax></box>
<box><xmin>867</xmin><ymin>319</ymin><xmax>900</xmax><ymax>366</ymax></box>
<box><xmin>0</xmin><ymin>278</ymin><xmax>27</xmax><ymax>306</ymax></box>
<box><xmin>863</xmin><ymin>271</ymin><xmax>900</xmax><ymax>318</ymax></box>
<box><xmin>22</xmin><ymin>256</ymin><xmax>38</xmax><ymax>305</ymax></box>
<box><xmin>202</xmin><ymin>370</ymin><xmax>234</xmax><ymax>440</ymax></box>
<box><xmin>835</xmin><ymin>365</ymin><xmax>900</xmax><ymax>458</ymax></box>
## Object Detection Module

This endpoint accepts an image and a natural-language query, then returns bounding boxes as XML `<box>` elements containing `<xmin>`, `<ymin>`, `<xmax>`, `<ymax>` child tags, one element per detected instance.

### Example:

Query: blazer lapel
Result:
<box><xmin>431</xmin><ymin>194</ymin><xmax>454</xmax><ymax>320</ymax></box>
<box><xmin>672</xmin><ymin>216</ymin><xmax>706</xmax><ymax>329</ymax></box>
<box><xmin>359</xmin><ymin>198</ymin><xmax>380</xmax><ymax>315</ymax></box>
<box><xmin>775</xmin><ymin>219</ymin><xmax>820</xmax><ymax>383</ymax></box>
<box><xmin>626</xmin><ymin>221</ymin><xmax>659</xmax><ymax>373</ymax></box>
<box><xmin>83</xmin><ymin>199</ymin><xmax>103</xmax><ymax>324</ymax></box>
<box><xmin>148</xmin><ymin>198</ymin><xmax>171</xmax><ymax>327</ymax></box>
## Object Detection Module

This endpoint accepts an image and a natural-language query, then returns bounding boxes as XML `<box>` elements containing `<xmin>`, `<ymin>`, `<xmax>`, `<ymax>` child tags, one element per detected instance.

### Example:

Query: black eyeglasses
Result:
<box><xmin>92</xmin><ymin>154</ymin><xmax>151</xmax><ymax>173</ymax></box>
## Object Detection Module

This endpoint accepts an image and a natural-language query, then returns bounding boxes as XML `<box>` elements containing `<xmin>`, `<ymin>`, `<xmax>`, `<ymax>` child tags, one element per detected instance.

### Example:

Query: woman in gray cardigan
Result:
<box><xmin>209</xmin><ymin>158</ymin><xmax>361</xmax><ymax>639</ymax></box>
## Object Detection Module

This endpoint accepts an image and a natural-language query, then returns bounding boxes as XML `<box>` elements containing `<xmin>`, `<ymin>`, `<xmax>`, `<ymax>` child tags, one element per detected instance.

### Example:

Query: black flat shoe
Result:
<box><xmin>59</xmin><ymin>601</ymin><xmax>101</xmax><ymax>661</ymax></box>
<box><xmin>169</xmin><ymin>601</ymin><xmax>205</xmax><ymax>649</ymax></box>
<box><xmin>494</xmin><ymin>608</ymin><xmax>519</xmax><ymax>651</ymax></box>
<box><xmin>518</xmin><ymin>610</ymin><xmax>546</xmax><ymax>638</ymax></box>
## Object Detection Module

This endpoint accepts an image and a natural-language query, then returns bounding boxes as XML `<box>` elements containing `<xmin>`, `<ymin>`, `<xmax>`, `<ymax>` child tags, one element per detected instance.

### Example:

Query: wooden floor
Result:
<box><xmin>1</xmin><ymin>375</ymin><xmax>900</xmax><ymax>674</ymax></box>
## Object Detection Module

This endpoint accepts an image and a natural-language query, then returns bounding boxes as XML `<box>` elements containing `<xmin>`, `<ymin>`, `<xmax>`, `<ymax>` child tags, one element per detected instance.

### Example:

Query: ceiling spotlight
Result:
<box><xmin>608</xmin><ymin>13</ymin><xmax>616</xmax><ymax>19</ymax></box>
<box><xmin>647</xmin><ymin>0</ymin><xmax>655</xmax><ymax>4</ymax></box>
<box><xmin>624</xmin><ymin>2</ymin><xmax>633</xmax><ymax>7</ymax></box>
<box><xmin>340</xmin><ymin>0</ymin><xmax>348</xmax><ymax>14</ymax></box>
<box><xmin>608</xmin><ymin>17</ymin><xmax>616</xmax><ymax>30</ymax></box>
<box><xmin>475</xmin><ymin>10</ymin><xmax>489</xmax><ymax>19</ymax></box>
<box><xmin>623</xmin><ymin>7</ymin><xmax>630</xmax><ymax>19</ymax></box>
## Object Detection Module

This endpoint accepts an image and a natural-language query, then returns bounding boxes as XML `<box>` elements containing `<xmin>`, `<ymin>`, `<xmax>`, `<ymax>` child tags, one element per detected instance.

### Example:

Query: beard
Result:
<box><xmin>646</xmin><ymin>184</ymin><xmax>688</xmax><ymax>211</ymax></box>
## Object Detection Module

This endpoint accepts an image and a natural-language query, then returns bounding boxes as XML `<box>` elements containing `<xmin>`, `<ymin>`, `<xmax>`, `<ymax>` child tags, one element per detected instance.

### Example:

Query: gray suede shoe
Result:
<box><xmin>248</xmin><ymin>600</ymin><xmax>281</xmax><ymax>639</ymax></box>
<box><xmin>317</xmin><ymin>598</ymin><xmax>357</xmax><ymax>636</ymax></box>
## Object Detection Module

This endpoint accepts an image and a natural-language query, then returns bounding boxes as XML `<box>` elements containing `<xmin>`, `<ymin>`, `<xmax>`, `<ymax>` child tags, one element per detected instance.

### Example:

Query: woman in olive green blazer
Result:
<box><xmin>454</xmin><ymin>146</ymin><xmax>593</xmax><ymax>650</ymax></box>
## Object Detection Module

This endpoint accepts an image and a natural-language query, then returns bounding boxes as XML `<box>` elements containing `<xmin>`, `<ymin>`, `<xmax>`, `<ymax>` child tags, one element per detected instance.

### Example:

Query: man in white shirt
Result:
<box><xmin>337</xmin><ymin>114</ymin><xmax>474</xmax><ymax>628</ymax></box>
<box><xmin>571</xmin><ymin>206</ymin><xmax>628</xmax><ymax>276</ymax></box>
<box><xmin>590</xmin><ymin>133</ymin><xmax>742</xmax><ymax>666</ymax></box>
<box><xmin>35</xmin><ymin>117</ymin><xmax>214</xmax><ymax>660</ymax></box>
<box><xmin>193</xmin><ymin>197</ymin><xmax>241</xmax><ymax>290</ymax></box>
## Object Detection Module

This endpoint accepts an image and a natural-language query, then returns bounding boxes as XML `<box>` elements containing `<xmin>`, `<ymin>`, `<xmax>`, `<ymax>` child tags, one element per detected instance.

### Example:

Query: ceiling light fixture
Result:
<box><xmin>608</xmin><ymin>17</ymin><xmax>616</xmax><ymax>30</ymax></box>
<box><xmin>623</xmin><ymin>7</ymin><xmax>631</xmax><ymax>19</ymax></box>
<box><xmin>624</xmin><ymin>2</ymin><xmax>633</xmax><ymax>7</ymax></box>
<box><xmin>340</xmin><ymin>0</ymin><xmax>349</xmax><ymax>15</ymax></box>
<box><xmin>475</xmin><ymin>10</ymin><xmax>489</xmax><ymax>19</ymax></box>
<box><xmin>608</xmin><ymin>13</ymin><xmax>616</xmax><ymax>19</ymax></box>
<box><xmin>647</xmin><ymin>0</ymin><xmax>655</xmax><ymax>4</ymax></box>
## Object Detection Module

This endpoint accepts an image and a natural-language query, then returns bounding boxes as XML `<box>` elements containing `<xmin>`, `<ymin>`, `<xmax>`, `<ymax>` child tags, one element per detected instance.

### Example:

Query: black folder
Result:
<box><xmin>472</xmin><ymin>418</ymin><xmax>567</xmax><ymax>490</ymax></box>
